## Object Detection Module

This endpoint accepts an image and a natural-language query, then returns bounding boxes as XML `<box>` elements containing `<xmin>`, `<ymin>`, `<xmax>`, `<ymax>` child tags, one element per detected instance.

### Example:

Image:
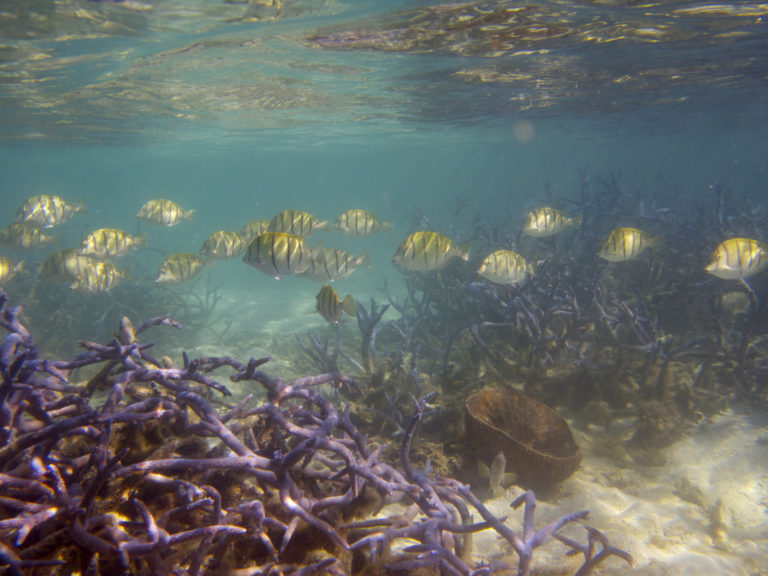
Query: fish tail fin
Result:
<box><xmin>317</xmin><ymin>220</ymin><xmax>330</xmax><ymax>230</ymax></box>
<box><xmin>341</xmin><ymin>294</ymin><xmax>356</xmax><ymax>317</ymax></box>
<box><xmin>571</xmin><ymin>214</ymin><xmax>583</xmax><ymax>228</ymax></box>
<box><xmin>382</xmin><ymin>221</ymin><xmax>393</xmax><ymax>231</ymax></box>
<box><xmin>134</xmin><ymin>234</ymin><xmax>148</xmax><ymax>248</ymax></box>
<box><xmin>458</xmin><ymin>242</ymin><xmax>472</xmax><ymax>261</ymax></box>
<box><xmin>14</xmin><ymin>261</ymin><xmax>24</xmax><ymax>274</ymax></box>
<box><xmin>184</xmin><ymin>209</ymin><xmax>196</xmax><ymax>221</ymax></box>
<box><xmin>357</xmin><ymin>251</ymin><xmax>371</xmax><ymax>268</ymax></box>
<box><xmin>648</xmin><ymin>235</ymin><xmax>663</xmax><ymax>250</ymax></box>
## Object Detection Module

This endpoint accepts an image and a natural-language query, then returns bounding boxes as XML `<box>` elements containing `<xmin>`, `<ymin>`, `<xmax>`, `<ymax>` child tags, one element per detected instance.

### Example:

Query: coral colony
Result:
<box><xmin>0</xmin><ymin>289</ymin><xmax>631</xmax><ymax>575</ymax></box>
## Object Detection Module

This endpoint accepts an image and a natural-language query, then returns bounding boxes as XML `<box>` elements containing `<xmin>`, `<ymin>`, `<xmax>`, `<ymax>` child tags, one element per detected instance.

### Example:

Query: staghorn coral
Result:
<box><xmin>0</xmin><ymin>289</ymin><xmax>630</xmax><ymax>575</ymax></box>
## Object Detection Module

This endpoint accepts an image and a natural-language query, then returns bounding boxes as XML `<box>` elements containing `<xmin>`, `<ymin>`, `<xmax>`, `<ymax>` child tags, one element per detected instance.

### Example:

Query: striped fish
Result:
<box><xmin>81</xmin><ymin>228</ymin><xmax>146</xmax><ymax>258</ymax></box>
<box><xmin>267</xmin><ymin>210</ymin><xmax>327</xmax><ymax>237</ymax></box>
<box><xmin>0</xmin><ymin>258</ymin><xmax>23</xmax><ymax>282</ymax></box>
<box><xmin>477</xmin><ymin>250</ymin><xmax>532</xmax><ymax>286</ymax></box>
<box><xmin>705</xmin><ymin>237</ymin><xmax>768</xmax><ymax>280</ymax></box>
<box><xmin>393</xmin><ymin>231</ymin><xmax>471</xmax><ymax>272</ymax></box>
<box><xmin>71</xmin><ymin>261</ymin><xmax>127</xmax><ymax>293</ymax></box>
<box><xmin>243</xmin><ymin>232</ymin><xmax>310</xmax><ymax>279</ymax></box>
<box><xmin>200</xmin><ymin>230</ymin><xmax>247</xmax><ymax>259</ymax></box>
<box><xmin>598</xmin><ymin>227</ymin><xmax>657</xmax><ymax>262</ymax></box>
<box><xmin>137</xmin><ymin>199</ymin><xmax>195</xmax><ymax>226</ymax></box>
<box><xmin>0</xmin><ymin>223</ymin><xmax>57</xmax><ymax>249</ymax></box>
<box><xmin>239</xmin><ymin>219</ymin><xmax>271</xmax><ymax>243</ymax></box>
<box><xmin>523</xmin><ymin>207</ymin><xmax>581</xmax><ymax>237</ymax></box>
<box><xmin>333</xmin><ymin>209</ymin><xmax>392</xmax><ymax>236</ymax></box>
<box><xmin>155</xmin><ymin>253</ymin><xmax>206</xmax><ymax>284</ymax></box>
<box><xmin>41</xmin><ymin>249</ymin><xmax>100</xmax><ymax>282</ymax></box>
<box><xmin>316</xmin><ymin>284</ymin><xmax>356</xmax><ymax>324</ymax></box>
<box><xmin>299</xmin><ymin>241</ymin><xmax>371</xmax><ymax>282</ymax></box>
<box><xmin>15</xmin><ymin>195</ymin><xmax>84</xmax><ymax>228</ymax></box>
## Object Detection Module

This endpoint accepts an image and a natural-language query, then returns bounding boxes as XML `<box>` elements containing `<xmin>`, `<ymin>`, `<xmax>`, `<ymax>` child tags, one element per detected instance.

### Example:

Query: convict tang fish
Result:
<box><xmin>0</xmin><ymin>223</ymin><xmax>57</xmax><ymax>249</ymax></box>
<box><xmin>137</xmin><ymin>199</ymin><xmax>195</xmax><ymax>227</ymax></box>
<box><xmin>267</xmin><ymin>210</ymin><xmax>327</xmax><ymax>237</ymax></box>
<box><xmin>155</xmin><ymin>253</ymin><xmax>206</xmax><ymax>284</ymax></box>
<box><xmin>16</xmin><ymin>195</ymin><xmax>84</xmax><ymax>228</ymax></box>
<box><xmin>393</xmin><ymin>231</ymin><xmax>470</xmax><ymax>272</ymax></box>
<box><xmin>316</xmin><ymin>284</ymin><xmax>356</xmax><ymax>325</ymax></box>
<box><xmin>478</xmin><ymin>249</ymin><xmax>532</xmax><ymax>286</ymax></box>
<box><xmin>705</xmin><ymin>237</ymin><xmax>768</xmax><ymax>280</ymax></box>
<box><xmin>523</xmin><ymin>207</ymin><xmax>581</xmax><ymax>237</ymax></box>
<box><xmin>333</xmin><ymin>209</ymin><xmax>392</xmax><ymax>236</ymax></box>
<box><xmin>243</xmin><ymin>232</ymin><xmax>310</xmax><ymax>279</ymax></box>
<box><xmin>199</xmin><ymin>230</ymin><xmax>247</xmax><ymax>259</ymax></box>
<box><xmin>598</xmin><ymin>227</ymin><xmax>657</xmax><ymax>262</ymax></box>
<box><xmin>299</xmin><ymin>241</ymin><xmax>370</xmax><ymax>282</ymax></box>
<box><xmin>81</xmin><ymin>228</ymin><xmax>146</xmax><ymax>258</ymax></box>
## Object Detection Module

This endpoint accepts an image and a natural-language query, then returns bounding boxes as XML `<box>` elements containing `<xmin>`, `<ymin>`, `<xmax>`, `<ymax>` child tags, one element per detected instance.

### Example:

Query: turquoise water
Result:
<box><xmin>1</xmin><ymin>2</ymin><xmax>768</xmax><ymax>573</ymax></box>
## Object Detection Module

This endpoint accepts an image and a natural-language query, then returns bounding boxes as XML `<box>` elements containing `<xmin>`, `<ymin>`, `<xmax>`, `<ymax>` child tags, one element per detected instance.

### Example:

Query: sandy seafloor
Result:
<box><xmin>144</xmin><ymin>286</ymin><xmax>768</xmax><ymax>576</ymax></box>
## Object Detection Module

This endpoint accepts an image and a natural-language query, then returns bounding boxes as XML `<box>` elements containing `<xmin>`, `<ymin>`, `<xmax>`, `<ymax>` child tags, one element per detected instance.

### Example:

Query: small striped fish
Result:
<box><xmin>267</xmin><ymin>210</ymin><xmax>327</xmax><ymax>237</ymax></box>
<box><xmin>71</xmin><ymin>261</ymin><xmax>127</xmax><ymax>293</ymax></box>
<box><xmin>316</xmin><ymin>284</ymin><xmax>356</xmax><ymax>324</ymax></box>
<box><xmin>0</xmin><ymin>223</ymin><xmax>57</xmax><ymax>249</ymax></box>
<box><xmin>393</xmin><ymin>231</ymin><xmax>470</xmax><ymax>272</ymax></box>
<box><xmin>333</xmin><ymin>209</ymin><xmax>392</xmax><ymax>236</ymax></box>
<box><xmin>0</xmin><ymin>258</ymin><xmax>23</xmax><ymax>282</ymax></box>
<box><xmin>15</xmin><ymin>195</ymin><xmax>84</xmax><ymax>228</ymax></box>
<box><xmin>81</xmin><ymin>228</ymin><xmax>146</xmax><ymax>258</ymax></box>
<box><xmin>199</xmin><ymin>230</ymin><xmax>247</xmax><ymax>259</ymax></box>
<box><xmin>155</xmin><ymin>253</ymin><xmax>206</xmax><ymax>284</ymax></box>
<box><xmin>523</xmin><ymin>207</ymin><xmax>581</xmax><ymax>237</ymax></box>
<box><xmin>239</xmin><ymin>219</ymin><xmax>271</xmax><ymax>243</ymax></box>
<box><xmin>705</xmin><ymin>237</ymin><xmax>768</xmax><ymax>280</ymax></box>
<box><xmin>477</xmin><ymin>250</ymin><xmax>532</xmax><ymax>286</ymax></box>
<box><xmin>137</xmin><ymin>199</ymin><xmax>195</xmax><ymax>226</ymax></box>
<box><xmin>598</xmin><ymin>227</ymin><xmax>657</xmax><ymax>262</ymax></box>
<box><xmin>299</xmin><ymin>241</ymin><xmax>370</xmax><ymax>282</ymax></box>
<box><xmin>243</xmin><ymin>232</ymin><xmax>310</xmax><ymax>279</ymax></box>
<box><xmin>41</xmin><ymin>249</ymin><xmax>100</xmax><ymax>282</ymax></box>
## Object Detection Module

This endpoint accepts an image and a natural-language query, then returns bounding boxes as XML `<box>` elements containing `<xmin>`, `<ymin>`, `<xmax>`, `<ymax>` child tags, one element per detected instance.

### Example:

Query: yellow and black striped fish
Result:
<box><xmin>705</xmin><ymin>237</ymin><xmax>768</xmax><ymax>280</ymax></box>
<box><xmin>523</xmin><ymin>207</ymin><xmax>581</xmax><ymax>237</ymax></box>
<box><xmin>15</xmin><ymin>195</ymin><xmax>84</xmax><ymax>228</ymax></box>
<box><xmin>0</xmin><ymin>258</ymin><xmax>23</xmax><ymax>282</ymax></box>
<box><xmin>316</xmin><ymin>284</ymin><xmax>356</xmax><ymax>325</ymax></box>
<box><xmin>200</xmin><ymin>230</ymin><xmax>247</xmax><ymax>259</ymax></box>
<box><xmin>477</xmin><ymin>250</ymin><xmax>532</xmax><ymax>286</ymax></box>
<box><xmin>137</xmin><ymin>199</ymin><xmax>195</xmax><ymax>227</ymax></box>
<box><xmin>41</xmin><ymin>249</ymin><xmax>100</xmax><ymax>282</ymax></box>
<box><xmin>267</xmin><ymin>210</ymin><xmax>328</xmax><ymax>237</ymax></box>
<box><xmin>243</xmin><ymin>232</ymin><xmax>310</xmax><ymax>279</ymax></box>
<box><xmin>598</xmin><ymin>227</ymin><xmax>657</xmax><ymax>262</ymax></box>
<box><xmin>0</xmin><ymin>223</ymin><xmax>57</xmax><ymax>249</ymax></box>
<box><xmin>71</xmin><ymin>261</ymin><xmax>127</xmax><ymax>293</ymax></box>
<box><xmin>393</xmin><ymin>231</ymin><xmax>471</xmax><ymax>272</ymax></box>
<box><xmin>239</xmin><ymin>219</ymin><xmax>271</xmax><ymax>243</ymax></box>
<box><xmin>333</xmin><ymin>209</ymin><xmax>392</xmax><ymax>236</ymax></box>
<box><xmin>155</xmin><ymin>253</ymin><xmax>206</xmax><ymax>284</ymax></box>
<box><xmin>81</xmin><ymin>228</ymin><xmax>146</xmax><ymax>258</ymax></box>
<box><xmin>299</xmin><ymin>241</ymin><xmax>371</xmax><ymax>282</ymax></box>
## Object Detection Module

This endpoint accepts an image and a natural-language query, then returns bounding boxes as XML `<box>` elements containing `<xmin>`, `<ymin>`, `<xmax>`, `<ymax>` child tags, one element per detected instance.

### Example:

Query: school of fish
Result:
<box><xmin>1</xmin><ymin>194</ymin><xmax>766</xmax><ymax>325</ymax></box>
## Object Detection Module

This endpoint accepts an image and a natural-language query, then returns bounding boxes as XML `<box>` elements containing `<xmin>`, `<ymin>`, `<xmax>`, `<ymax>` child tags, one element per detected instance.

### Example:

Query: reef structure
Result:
<box><xmin>0</xmin><ymin>289</ymin><xmax>631</xmax><ymax>575</ymax></box>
